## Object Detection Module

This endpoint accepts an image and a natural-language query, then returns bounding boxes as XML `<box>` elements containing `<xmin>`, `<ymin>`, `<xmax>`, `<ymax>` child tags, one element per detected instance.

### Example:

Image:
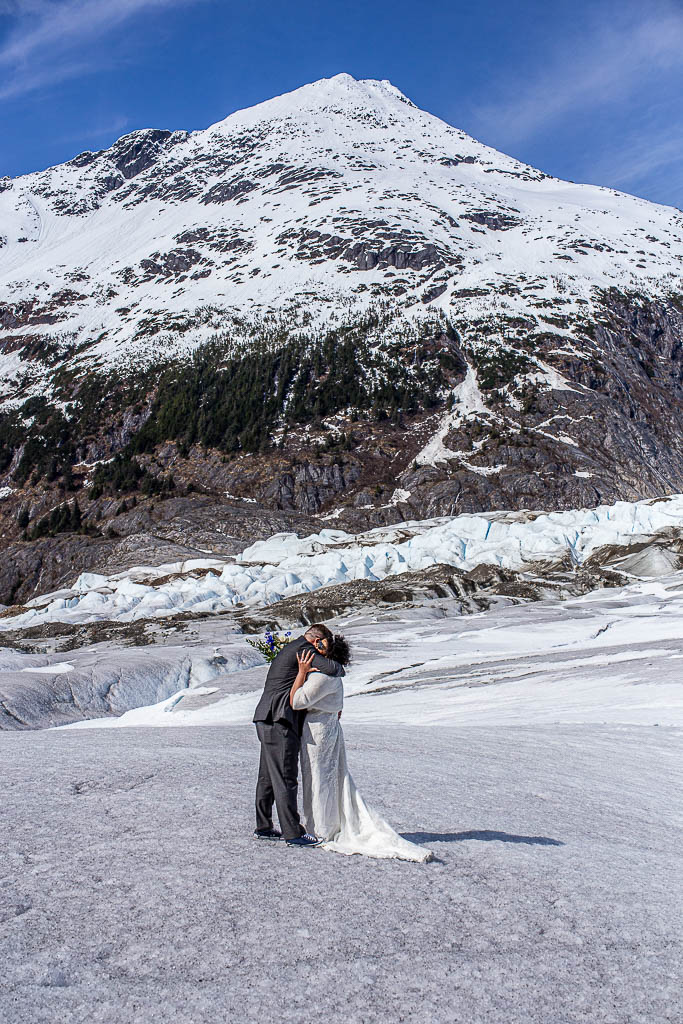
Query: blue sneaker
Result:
<box><xmin>253</xmin><ymin>828</ymin><xmax>283</xmax><ymax>841</ymax></box>
<box><xmin>286</xmin><ymin>833</ymin><xmax>322</xmax><ymax>848</ymax></box>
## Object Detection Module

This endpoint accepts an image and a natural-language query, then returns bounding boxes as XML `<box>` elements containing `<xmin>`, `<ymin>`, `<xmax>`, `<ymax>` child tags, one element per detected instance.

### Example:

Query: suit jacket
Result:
<box><xmin>253</xmin><ymin>636</ymin><xmax>344</xmax><ymax>728</ymax></box>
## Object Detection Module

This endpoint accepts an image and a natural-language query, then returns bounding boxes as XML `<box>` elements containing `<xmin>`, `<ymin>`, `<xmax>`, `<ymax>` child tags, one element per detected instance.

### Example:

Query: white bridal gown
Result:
<box><xmin>292</xmin><ymin>671</ymin><xmax>432</xmax><ymax>863</ymax></box>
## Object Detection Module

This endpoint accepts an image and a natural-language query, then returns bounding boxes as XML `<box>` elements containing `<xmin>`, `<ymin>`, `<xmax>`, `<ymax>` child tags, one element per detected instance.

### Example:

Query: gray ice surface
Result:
<box><xmin>2</xmin><ymin>723</ymin><xmax>682</xmax><ymax>1023</ymax></box>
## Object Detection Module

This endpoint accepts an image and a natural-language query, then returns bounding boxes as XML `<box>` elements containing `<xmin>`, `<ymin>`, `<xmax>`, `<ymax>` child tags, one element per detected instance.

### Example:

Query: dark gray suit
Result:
<box><xmin>253</xmin><ymin>636</ymin><xmax>343</xmax><ymax>839</ymax></box>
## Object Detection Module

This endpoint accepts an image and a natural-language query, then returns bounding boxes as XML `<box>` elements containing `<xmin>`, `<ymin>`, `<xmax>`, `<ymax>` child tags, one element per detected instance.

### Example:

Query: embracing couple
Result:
<box><xmin>252</xmin><ymin>623</ymin><xmax>431</xmax><ymax>862</ymax></box>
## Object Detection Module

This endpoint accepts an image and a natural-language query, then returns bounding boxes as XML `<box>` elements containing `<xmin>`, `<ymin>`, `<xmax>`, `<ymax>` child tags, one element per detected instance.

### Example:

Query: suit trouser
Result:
<box><xmin>255</xmin><ymin>721</ymin><xmax>304</xmax><ymax>840</ymax></box>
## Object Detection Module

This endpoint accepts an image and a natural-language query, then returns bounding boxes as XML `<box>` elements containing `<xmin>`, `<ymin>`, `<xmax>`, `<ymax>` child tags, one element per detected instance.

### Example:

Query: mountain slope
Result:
<box><xmin>0</xmin><ymin>74</ymin><xmax>682</xmax><ymax>604</ymax></box>
<box><xmin>2</xmin><ymin>72</ymin><xmax>683</xmax><ymax>387</ymax></box>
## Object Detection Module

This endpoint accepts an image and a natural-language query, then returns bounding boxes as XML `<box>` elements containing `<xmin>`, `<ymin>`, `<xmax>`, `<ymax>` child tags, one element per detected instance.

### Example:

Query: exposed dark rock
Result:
<box><xmin>275</xmin><ymin>223</ymin><xmax>459</xmax><ymax>273</ymax></box>
<box><xmin>0</xmin><ymin>299</ymin><xmax>60</xmax><ymax>330</ymax></box>
<box><xmin>439</xmin><ymin>155</ymin><xmax>477</xmax><ymax>167</ymax></box>
<box><xmin>69</xmin><ymin>151</ymin><xmax>99</xmax><ymax>169</ymax></box>
<box><xmin>201</xmin><ymin>178</ymin><xmax>258</xmax><ymax>204</ymax></box>
<box><xmin>235</xmin><ymin>555</ymin><xmax>634</xmax><ymax>632</ymax></box>
<box><xmin>345</xmin><ymin>241</ymin><xmax>447</xmax><ymax>272</ymax></box>
<box><xmin>139</xmin><ymin>248</ymin><xmax>209</xmax><ymax>280</ymax></box>
<box><xmin>0</xmin><ymin>496</ymin><xmax>323</xmax><ymax>606</ymax></box>
<box><xmin>422</xmin><ymin>283</ymin><xmax>448</xmax><ymax>304</ymax></box>
<box><xmin>173</xmin><ymin>227</ymin><xmax>253</xmax><ymax>255</ymax></box>
<box><xmin>463</xmin><ymin>210</ymin><xmax>522</xmax><ymax>230</ymax></box>
<box><xmin>269</xmin><ymin>166</ymin><xmax>343</xmax><ymax>191</ymax></box>
<box><xmin>109</xmin><ymin>129</ymin><xmax>183</xmax><ymax>180</ymax></box>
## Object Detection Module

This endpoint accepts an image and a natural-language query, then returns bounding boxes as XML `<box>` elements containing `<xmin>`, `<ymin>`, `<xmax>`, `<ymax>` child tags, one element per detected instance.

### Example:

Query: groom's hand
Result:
<box><xmin>297</xmin><ymin>649</ymin><xmax>316</xmax><ymax>675</ymax></box>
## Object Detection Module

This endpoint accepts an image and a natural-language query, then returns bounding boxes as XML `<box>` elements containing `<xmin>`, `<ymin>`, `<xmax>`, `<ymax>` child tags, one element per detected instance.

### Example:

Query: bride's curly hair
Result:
<box><xmin>330</xmin><ymin>633</ymin><xmax>351</xmax><ymax>666</ymax></box>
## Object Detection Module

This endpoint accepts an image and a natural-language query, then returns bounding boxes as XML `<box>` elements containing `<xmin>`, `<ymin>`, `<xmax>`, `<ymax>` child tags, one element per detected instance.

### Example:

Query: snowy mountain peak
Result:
<box><xmin>0</xmin><ymin>75</ymin><xmax>682</xmax><ymax>511</ymax></box>
<box><xmin>305</xmin><ymin>72</ymin><xmax>418</xmax><ymax>109</ymax></box>
<box><xmin>209</xmin><ymin>73</ymin><xmax>418</xmax><ymax>127</ymax></box>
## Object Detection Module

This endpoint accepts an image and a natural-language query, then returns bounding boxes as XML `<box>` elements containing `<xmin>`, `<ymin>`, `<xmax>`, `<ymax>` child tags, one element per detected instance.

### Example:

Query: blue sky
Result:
<box><xmin>1</xmin><ymin>0</ymin><xmax>682</xmax><ymax>208</ymax></box>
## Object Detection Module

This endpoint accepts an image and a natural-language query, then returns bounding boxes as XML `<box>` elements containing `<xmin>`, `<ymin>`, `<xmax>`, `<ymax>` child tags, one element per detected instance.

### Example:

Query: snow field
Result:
<box><xmin>54</xmin><ymin>569</ymin><xmax>683</xmax><ymax>733</ymax></box>
<box><xmin>2</xmin><ymin>524</ymin><xmax>681</xmax><ymax>1018</ymax></box>
<box><xmin>1</xmin><ymin>723</ymin><xmax>681</xmax><ymax>1023</ymax></box>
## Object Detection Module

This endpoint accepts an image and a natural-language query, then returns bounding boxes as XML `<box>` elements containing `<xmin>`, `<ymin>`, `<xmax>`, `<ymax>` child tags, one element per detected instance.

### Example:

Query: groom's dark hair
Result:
<box><xmin>305</xmin><ymin>624</ymin><xmax>333</xmax><ymax>643</ymax></box>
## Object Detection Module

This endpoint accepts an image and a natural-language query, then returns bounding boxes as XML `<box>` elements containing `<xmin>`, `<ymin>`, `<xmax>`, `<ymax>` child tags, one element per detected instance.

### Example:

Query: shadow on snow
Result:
<box><xmin>401</xmin><ymin>830</ymin><xmax>565</xmax><ymax>847</ymax></box>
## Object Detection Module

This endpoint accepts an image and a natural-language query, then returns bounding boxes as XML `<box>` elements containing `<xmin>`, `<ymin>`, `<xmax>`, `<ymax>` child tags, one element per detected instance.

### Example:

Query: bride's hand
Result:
<box><xmin>297</xmin><ymin>649</ymin><xmax>316</xmax><ymax>675</ymax></box>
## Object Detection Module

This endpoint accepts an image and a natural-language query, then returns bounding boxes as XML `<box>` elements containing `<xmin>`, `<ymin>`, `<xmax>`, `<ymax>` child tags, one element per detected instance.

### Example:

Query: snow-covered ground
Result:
<box><xmin>47</xmin><ymin>569</ymin><xmax>679</xmax><ymax>733</ymax></box>
<box><xmin>2</xmin><ymin>721</ymin><xmax>681</xmax><ymax>1023</ymax></box>
<box><xmin>1</xmin><ymin>564</ymin><xmax>682</xmax><ymax>732</ymax></box>
<box><xmin>2</xmin><ymin>493</ymin><xmax>681</xmax><ymax>632</ymax></box>
<box><xmin>2</xmin><ymin>550</ymin><xmax>682</xmax><ymax>1019</ymax></box>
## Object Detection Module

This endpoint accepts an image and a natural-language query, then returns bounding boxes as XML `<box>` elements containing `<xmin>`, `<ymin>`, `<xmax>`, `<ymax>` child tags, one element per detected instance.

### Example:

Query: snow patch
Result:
<box><xmin>21</xmin><ymin>662</ymin><xmax>75</xmax><ymax>674</ymax></box>
<box><xmin>414</xmin><ymin>366</ymin><xmax>489</xmax><ymax>467</ymax></box>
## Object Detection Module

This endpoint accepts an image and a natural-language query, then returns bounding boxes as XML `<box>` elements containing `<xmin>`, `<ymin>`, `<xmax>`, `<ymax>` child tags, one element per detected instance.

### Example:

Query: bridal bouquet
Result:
<box><xmin>247</xmin><ymin>630</ymin><xmax>292</xmax><ymax>663</ymax></box>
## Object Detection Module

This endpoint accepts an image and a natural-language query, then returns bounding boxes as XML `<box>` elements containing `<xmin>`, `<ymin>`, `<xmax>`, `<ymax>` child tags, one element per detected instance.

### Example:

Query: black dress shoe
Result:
<box><xmin>253</xmin><ymin>827</ymin><xmax>283</xmax><ymax>841</ymax></box>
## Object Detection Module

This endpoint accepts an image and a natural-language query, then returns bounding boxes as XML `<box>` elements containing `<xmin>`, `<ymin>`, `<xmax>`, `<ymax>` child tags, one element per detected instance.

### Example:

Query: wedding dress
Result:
<box><xmin>292</xmin><ymin>671</ymin><xmax>432</xmax><ymax>863</ymax></box>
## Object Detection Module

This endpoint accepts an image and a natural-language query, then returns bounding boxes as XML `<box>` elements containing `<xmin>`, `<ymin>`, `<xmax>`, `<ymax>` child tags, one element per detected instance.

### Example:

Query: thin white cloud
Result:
<box><xmin>470</xmin><ymin>2</ymin><xmax>683</xmax><ymax>145</ymax></box>
<box><xmin>0</xmin><ymin>0</ymin><xmax>204</xmax><ymax>99</ymax></box>
<box><xmin>463</xmin><ymin>0</ymin><xmax>683</xmax><ymax>205</ymax></box>
<box><xmin>56</xmin><ymin>113</ymin><xmax>130</xmax><ymax>147</ymax></box>
<box><xmin>604</xmin><ymin>136</ymin><xmax>683</xmax><ymax>189</ymax></box>
<box><xmin>0</xmin><ymin>58</ymin><xmax>97</xmax><ymax>101</ymax></box>
<box><xmin>0</xmin><ymin>2</ymin><xmax>51</xmax><ymax>13</ymax></box>
<box><xmin>585</xmin><ymin>124</ymin><xmax>683</xmax><ymax>208</ymax></box>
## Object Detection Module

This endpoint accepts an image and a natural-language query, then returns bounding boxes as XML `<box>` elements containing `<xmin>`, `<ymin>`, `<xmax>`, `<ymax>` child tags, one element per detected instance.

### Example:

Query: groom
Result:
<box><xmin>253</xmin><ymin>624</ymin><xmax>343</xmax><ymax>848</ymax></box>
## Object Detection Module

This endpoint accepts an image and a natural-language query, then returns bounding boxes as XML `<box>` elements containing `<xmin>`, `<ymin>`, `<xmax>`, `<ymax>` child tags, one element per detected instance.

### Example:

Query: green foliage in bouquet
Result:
<box><xmin>246</xmin><ymin>630</ymin><xmax>292</xmax><ymax>663</ymax></box>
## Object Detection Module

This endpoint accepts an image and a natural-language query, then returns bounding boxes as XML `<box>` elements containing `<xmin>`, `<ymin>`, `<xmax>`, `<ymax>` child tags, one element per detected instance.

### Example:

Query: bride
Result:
<box><xmin>290</xmin><ymin>635</ymin><xmax>432</xmax><ymax>863</ymax></box>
